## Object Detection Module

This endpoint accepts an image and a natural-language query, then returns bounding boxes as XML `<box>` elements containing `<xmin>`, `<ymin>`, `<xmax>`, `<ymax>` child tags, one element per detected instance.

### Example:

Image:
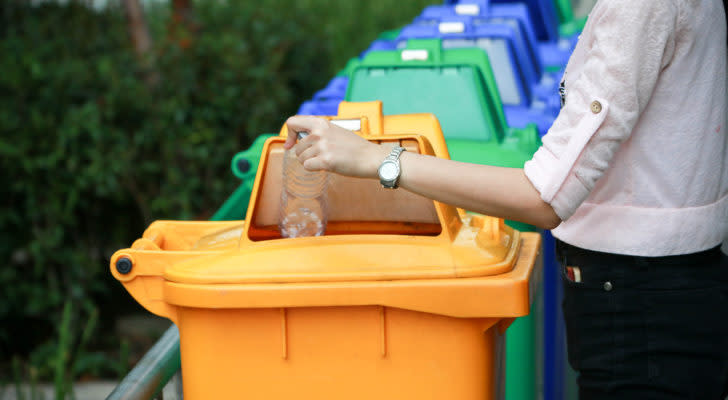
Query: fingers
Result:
<box><xmin>297</xmin><ymin>142</ymin><xmax>320</xmax><ymax>164</ymax></box>
<box><xmin>284</xmin><ymin>116</ymin><xmax>327</xmax><ymax>149</ymax></box>
<box><xmin>295</xmin><ymin>134</ymin><xmax>316</xmax><ymax>157</ymax></box>
<box><xmin>302</xmin><ymin>156</ymin><xmax>328</xmax><ymax>172</ymax></box>
<box><xmin>284</xmin><ymin>128</ymin><xmax>297</xmax><ymax>149</ymax></box>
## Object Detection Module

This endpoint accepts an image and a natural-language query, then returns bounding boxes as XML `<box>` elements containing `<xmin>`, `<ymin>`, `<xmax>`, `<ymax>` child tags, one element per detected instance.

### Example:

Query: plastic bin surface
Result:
<box><xmin>313</xmin><ymin>76</ymin><xmax>349</xmax><ymax>101</ymax></box>
<box><xmin>348</xmin><ymin>39</ymin><xmax>506</xmax><ymax>142</ymax></box>
<box><xmin>359</xmin><ymin>28</ymin><xmax>402</xmax><ymax>58</ymax></box>
<box><xmin>397</xmin><ymin>19</ymin><xmax>559</xmax><ymax>134</ymax></box>
<box><xmin>488</xmin><ymin>3</ymin><xmax>577</xmax><ymax>69</ymax></box>
<box><xmin>417</xmin><ymin>3</ymin><xmax>575</xmax><ymax>70</ymax></box>
<box><xmin>297</xmin><ymin>99</ymin><xmax>342</xmax><ymax>116</ymax></box>
<box><xmin>423</xmin><ymin>0</ymin><xmax>490</xmax><ymax>18</ymax></box>
<box><xmin>554</xmin><ymin>0</ymin><xmax>586</xmax><ymax>36</ymax></box>
<box><xmin>348</xmin><ymin>39</ymin><xmax>548</xmax><ymax>138</ymax></box>
<box><xmin>336</xmin><ymin>56</ymin><xmax>361</xmax><ymax>77</ymax></box>
<box><xmin>110</xmin><ymin>101</ymin><xmax>542</xmax><ymax>400</ymax></box>
<box><xmin>471</xmin><ymin>13</ymin><xmax>561</xmax><ymax>100</ymax></box>
<box><xmin>361</xmin><ymin>38</ymin><xmax>397</xmax><ymax>58</ymax></box>
<box><xmin>490</xmin><ymin>0</ymin><xmax>560</xmax><ymax>42</ymax></box>
<box><xmin>398</xmin><ymin>17</ymin><xmax>531</xmax><ymax>104</ymax></box>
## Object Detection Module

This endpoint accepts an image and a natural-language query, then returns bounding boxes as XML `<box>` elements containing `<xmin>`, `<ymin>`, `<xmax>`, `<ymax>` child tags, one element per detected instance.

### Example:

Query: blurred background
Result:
<box><xmin>0</xmin><ymin>0</ymin><xmax>442</xmax><ymax>394</ymax></box>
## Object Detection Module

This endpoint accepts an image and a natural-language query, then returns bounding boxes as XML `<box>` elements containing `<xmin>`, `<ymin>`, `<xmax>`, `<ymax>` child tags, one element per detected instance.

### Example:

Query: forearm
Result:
<box><xmin>284</xmin><ymin>116</ymin><xmax>561</xmax><ymax>230</ymax></box>
<box><xmin>395</xmin><ymin>151</ymin><xmax>562</xmax><ymax>230</ymax></box>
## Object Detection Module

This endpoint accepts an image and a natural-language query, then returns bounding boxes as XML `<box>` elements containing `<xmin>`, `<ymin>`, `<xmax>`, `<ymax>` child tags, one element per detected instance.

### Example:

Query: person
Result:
<box><xmin>284</xmin><ymin>0</ymin><xmax>728</xmax><ymax>398</ymax></box>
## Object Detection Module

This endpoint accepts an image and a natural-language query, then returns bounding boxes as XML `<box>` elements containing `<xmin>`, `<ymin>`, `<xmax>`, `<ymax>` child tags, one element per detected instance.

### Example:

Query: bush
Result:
<box><xmin>0</xmin><ymin>0</ymin><xmax>437</xmax><ymax>380</ymax></box>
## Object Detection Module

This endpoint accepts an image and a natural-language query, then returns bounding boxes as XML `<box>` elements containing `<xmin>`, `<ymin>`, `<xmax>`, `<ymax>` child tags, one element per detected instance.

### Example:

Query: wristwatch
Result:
<box><xmin>378</xmin><ymin>146</ymin><xmax>406</xmax><ymax>189</ymax></box>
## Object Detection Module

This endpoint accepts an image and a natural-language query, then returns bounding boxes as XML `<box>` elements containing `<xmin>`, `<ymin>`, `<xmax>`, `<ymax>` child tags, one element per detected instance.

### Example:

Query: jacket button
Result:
<box><xmin>590</xmin><ymin>100</ymin><xmax>602</xmax><ymax>114</ymax></box>
<box><xmin>603</xmin><ymin>281</ymin><xmax>613</xmax><ymax>291</ymax></box>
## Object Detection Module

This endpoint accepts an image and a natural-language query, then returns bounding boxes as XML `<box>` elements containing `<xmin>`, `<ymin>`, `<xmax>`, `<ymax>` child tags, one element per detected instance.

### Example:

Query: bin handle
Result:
<box><xmin>455</xmin><ymin>3</ymin><xmax>480</xmax><ymax>15</ymax></box>
<box><xmin>402</xmin><ymin>39</ymin><xmax>443</xmax><ymax>63</ymax></box>
<box><xmin>281</xmin><ymin>101</ymin><xmax>384</xmax><ymax>138</ymax></box>
<box><xmin>335</xmin><ymin>101</ymin><xmax>384</xmax><ymax>136</ymax></box>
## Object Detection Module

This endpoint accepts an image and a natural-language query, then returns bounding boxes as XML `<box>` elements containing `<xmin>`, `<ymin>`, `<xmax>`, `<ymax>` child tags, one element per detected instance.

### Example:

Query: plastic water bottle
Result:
<box><xmin>278</xmin><ymin>132</ymin><xmax>329</xmax><ymax>238</ymax></box>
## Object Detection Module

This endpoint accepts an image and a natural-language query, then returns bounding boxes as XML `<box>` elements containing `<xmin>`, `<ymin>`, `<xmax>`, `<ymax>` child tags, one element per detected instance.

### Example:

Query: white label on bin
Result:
<box><xmin>455</xmin><ymin>4</ymin><xmax>480</xmax><ymax>15</ymax></box>
<box><xmin>439</xmin><ymin>22</ymin><xmax>465</xmax><ymax>34</ymax></box>
<box><xmin>331</xmin><ymin>119</ymin><xmax>362</xmax><ymax>131</ymax></box>
<box><xmin>401</xmin><ymin>49</ymin><xmax>429</xmax><ymax>61</ymax></box>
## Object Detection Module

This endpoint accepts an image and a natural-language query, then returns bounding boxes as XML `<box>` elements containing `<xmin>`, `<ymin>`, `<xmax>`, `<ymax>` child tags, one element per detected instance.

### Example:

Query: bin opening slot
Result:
<box><xmin>247</xmin><ymin>139</ymin><xmax>442</xmax><ymax>241</ymax></box>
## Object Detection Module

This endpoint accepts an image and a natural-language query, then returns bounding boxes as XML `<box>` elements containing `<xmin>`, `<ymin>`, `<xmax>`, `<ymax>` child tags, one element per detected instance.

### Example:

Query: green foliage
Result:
<box><xmin>0</xmin><ymin>0</ymin><xmax>437</xmax><ymax>381</ymax></box>
<box><xmin>287</xmin><ymin>0</ymin><xmax>442</xmax><ymax>77</ymax></box>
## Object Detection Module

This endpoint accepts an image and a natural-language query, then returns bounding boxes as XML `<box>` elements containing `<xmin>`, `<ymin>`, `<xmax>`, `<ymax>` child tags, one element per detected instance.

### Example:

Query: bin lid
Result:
<box><xmin>397</xmin><ymin>22</ymin><xmax>533</xmax><ymax>107</ymax></box>
<box><xmin>161</xmin><ymin>226</ymin><xmax>520</xmax><ymax>285</ymax></box>
<box><xmin>347</xmin><ymin>39</ymin><xmax>507</xmax><ymax>143</ymax></box>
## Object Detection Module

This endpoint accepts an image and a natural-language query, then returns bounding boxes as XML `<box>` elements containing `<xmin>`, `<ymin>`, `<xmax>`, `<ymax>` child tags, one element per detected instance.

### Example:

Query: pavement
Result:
<box><xmin>1</xmin><ymin>381</ymin><xmax>117</xmax><ymax>400</ymax></box>
<box><xmin>1</xmin><ymin>374</ymin><xmax>183</xmax><ymax>400</ymax></box>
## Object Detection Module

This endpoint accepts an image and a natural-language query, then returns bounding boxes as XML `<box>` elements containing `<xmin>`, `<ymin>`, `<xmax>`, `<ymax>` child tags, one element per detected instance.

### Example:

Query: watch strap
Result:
<box><xmin>386</xmin><ymin>146</ymin><xmax>406</xmax><ymax>162</ymax></box>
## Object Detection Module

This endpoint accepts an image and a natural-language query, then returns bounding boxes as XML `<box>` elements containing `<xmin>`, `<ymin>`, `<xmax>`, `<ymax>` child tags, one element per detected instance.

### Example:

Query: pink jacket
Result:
<box><xmin>524</xmin><ymin>0</ymin><xmax>728</xmax><ymax>256</ymax></box>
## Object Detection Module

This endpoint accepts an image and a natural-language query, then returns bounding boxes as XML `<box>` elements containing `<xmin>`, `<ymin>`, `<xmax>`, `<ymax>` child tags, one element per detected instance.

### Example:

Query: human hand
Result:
<box><xmin>284</xmin><ymin>116</ymin><xmax>388</xmax><ymax>179</ymax></box>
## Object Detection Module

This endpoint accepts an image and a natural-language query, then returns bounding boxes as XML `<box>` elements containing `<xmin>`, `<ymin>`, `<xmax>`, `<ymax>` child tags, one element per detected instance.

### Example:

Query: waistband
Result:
<box><xmin>556</xmin><ymin>239</ymin><xmax>723</xmax><ymax>268</ymax></box>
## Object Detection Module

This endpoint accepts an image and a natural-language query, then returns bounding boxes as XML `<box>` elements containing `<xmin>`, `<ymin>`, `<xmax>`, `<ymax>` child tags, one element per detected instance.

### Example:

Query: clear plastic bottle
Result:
<box><xmin>278</xmin><ymin>132</ymin><xmax>329</xmax><ymax>238</ymax></box>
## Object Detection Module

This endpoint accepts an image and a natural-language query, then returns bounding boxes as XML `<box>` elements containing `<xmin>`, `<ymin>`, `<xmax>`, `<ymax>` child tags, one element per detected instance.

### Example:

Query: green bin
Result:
<box><xmin>447</xmin><ymin>137</ymin><xmax>543</xmax><ymax>400</ymax></box>
<box><xmin>555</xmin><ymin>0</ymin><xmax>588</xmax><ymax>37</ymax></box>
<box><xmin>347</xmin><ymin>38</ymin><xmax>511</xmax><ymax>143</ymax></box>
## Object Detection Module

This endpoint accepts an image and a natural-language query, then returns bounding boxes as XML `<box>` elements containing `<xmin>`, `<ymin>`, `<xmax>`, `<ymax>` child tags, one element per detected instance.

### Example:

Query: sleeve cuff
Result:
<box><xmin>525</xmin><ymin>149</ymin><xmax>592</xmax><ymax>221</ymax></box>
<box><xmin>524</xmin><ymin>97</ymin><xmax>611</xmax><ymax>221</ymax></box>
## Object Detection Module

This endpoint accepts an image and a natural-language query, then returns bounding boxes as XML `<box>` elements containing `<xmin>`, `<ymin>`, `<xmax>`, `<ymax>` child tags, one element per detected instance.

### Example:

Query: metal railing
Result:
<box><xmin>105</xmin><ymin>326</ymin><xmax>182</xmax><ymax>400</ymax></box>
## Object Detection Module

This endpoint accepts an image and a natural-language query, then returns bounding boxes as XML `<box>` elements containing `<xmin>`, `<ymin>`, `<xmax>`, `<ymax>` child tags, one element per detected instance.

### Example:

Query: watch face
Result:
<box><xmin>379</xmin><ymin>161</ymin><xmax>399</xmax><ymax>181</ymax></box>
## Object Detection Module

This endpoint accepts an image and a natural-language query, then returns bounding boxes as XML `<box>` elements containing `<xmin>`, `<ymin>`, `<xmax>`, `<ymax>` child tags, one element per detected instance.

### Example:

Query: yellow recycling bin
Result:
<box><xmin>110</xmin><ymin>101</ymin><xmax>541</xmax><ymax>400</ymax></box>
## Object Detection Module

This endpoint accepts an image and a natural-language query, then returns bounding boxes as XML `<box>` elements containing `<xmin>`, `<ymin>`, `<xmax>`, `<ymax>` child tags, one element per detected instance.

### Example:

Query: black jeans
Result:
<box><xmin>557</xmin><ymin>240</ymin><xmax>728</xmax><ymax>399</ymax></box>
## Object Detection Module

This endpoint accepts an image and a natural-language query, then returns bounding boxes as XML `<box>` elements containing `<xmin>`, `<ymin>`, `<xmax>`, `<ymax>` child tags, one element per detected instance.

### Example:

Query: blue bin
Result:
<box><xmin>473</xmin><ymin>13</ymin><xmax>563</xmax><ymax>110</ymax></box>
<box><xmin>297</xmin><ymin>99</ymin><xmax>342</xmax><ymax>116</ymax></box>
<box><xmin>313</xmin><ymin>76</ymin><xmax>349</xmax><ymax>101</ymax></box>
<box><xmin>491</xmin><ymin>3</ymin><xmax>577</xmax><ymax>70</ymax></box>
<box><xmin>360</xmin><ymin>38</ymin><xmax>398</xmax><ymax>59</ymax></box>
<box><xmin>491</xmin><ymin>0</ymin><xmax>560</xmax><ymax>42</ymax></box>
<box><xmin>420</xmin><ymin>1</ymin><xmax>577</xmax><ymax>70</ymax></box>
<box><xmin>398</xmin><ymin>16</ymin><xmax>558</xmax><ymax>135</ymax></box>
<box><xmin>439</xmin><ymin>0</ymin><xmax>561</xmax><ymax>42</ymax></box>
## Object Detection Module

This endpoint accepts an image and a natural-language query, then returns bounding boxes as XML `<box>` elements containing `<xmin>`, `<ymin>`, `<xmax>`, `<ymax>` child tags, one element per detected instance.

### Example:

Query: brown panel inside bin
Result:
<box><xmin>249</xmin><ymin>140</ymin><xmax>440</xmax><ymax>240</ymax></box>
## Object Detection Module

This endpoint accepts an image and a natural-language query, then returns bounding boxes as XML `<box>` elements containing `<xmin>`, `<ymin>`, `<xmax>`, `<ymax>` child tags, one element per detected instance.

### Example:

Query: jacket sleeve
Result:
<box><xmin>523</xmin><ymin>0</ymin><xmax>678</xmax><ymax>221</ymax></box>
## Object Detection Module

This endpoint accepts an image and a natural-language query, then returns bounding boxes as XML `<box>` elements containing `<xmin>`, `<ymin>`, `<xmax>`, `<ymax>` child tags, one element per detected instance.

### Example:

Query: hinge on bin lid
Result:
<box><xmin>439</xmin><ymin>21</ymin><xmax>466</xmax><ymax>34</ymax></box>
<box><xmin>455</xmin><ymin>4</ymin><xmax>480</xmax><ymax>15</ymax></box>
<box><xmin>401</xmin><ymin>49</ymin><xmax>429</xmax><ymax>61</ymax></box>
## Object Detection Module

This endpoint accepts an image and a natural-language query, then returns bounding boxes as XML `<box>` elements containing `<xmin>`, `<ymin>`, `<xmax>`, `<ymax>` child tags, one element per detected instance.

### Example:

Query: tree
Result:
<box><xmin>121</xmin><ymin>0</ymin><xmax>157</xmax><ymax>85</ymax></box>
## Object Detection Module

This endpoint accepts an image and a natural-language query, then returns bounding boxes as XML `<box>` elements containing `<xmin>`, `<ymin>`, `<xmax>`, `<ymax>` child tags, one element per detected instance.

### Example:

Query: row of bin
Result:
<box><xmin>113</xmin><ymin>0</ymin><xmax>597</xmax><ymax>399</ymax></box>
